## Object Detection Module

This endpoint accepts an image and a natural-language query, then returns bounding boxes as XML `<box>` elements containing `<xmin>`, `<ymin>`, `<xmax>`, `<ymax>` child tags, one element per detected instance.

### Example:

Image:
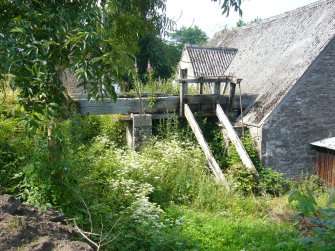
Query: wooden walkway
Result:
<box><xmin>77</xmin><ymin>94</ymin><xmax>254</xmax><ymax>117</ymax></box>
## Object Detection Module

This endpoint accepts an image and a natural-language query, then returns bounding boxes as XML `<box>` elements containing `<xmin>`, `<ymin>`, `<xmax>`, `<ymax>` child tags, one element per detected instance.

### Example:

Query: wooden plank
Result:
<box><xmin>184</xmin><ymin>104</ymin><xmax>230</xmax><ymax>189</ymax></box>
<box><xmin>79</xmin><ymin>96</ymin><xmax>179</xmax><ymax>115</ymax></box>
<box><xmin>216</xmin><ymin>104</ymin><xmax>258</xmax><ymax>173</ymax></box>
<box><xmin>184</xmin><ymin>95</ymin><xmax>227</xmax><ymax>104</ymax></box>
<box><xmin>177</xmin><ymin>77</ymin><xmax>229</xmax><ymax>84</ymax></box>
<box><xmin>77</xmin><ymin>94</ymin><xmax>255</xmax><ymax>115</ymax></box>
<box><xmin>113</xmin><ymin>113</ymin><xmax>177</xmax><ymax>121</ymax></box>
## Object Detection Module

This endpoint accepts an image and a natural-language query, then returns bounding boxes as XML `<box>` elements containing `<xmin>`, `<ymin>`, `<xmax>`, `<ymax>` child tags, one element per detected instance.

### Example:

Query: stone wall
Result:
<box><xmin>261</xmin><ymin>37</ymin><xmax>335</xmax><ymax>176</ymax></box>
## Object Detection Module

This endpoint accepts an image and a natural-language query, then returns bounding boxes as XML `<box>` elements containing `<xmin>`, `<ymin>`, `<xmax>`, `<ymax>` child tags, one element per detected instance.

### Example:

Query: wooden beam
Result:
<box><xmin>177</xmin><ymin>77</ymin><xmax>229</xmax><ymax>84</ymax></box>
<box><xmin>216</xmin><ymin>104</ymin><xmax>258</xmax><ymax>173</ymax></box>
<box><xmin>227</xmin><ymin>82</ymin><xmax>236</xmax><ymax>112</ymax></box>
<box><xmin>77</xmin><ymin>94</ymin><xmax>254</xmax><ymax>115</ymax></box>
<box><xmin>79</xmin><ymin>96</ymin><xmax>179</xmax><ymax>115</ymax></box>
<box><xmin>221</xmin><ymin>82</ymin><xmax>228</xmax><ymax>95</ymax></box>
<box><xmin>184</xmin><ymin>104</ymin><xmax>230</xmax><ymax>189</ymax></box>
<box><xmin>199</xmin><ymin>82</ymin><xmax>204</xmax><ymax>95</ymax></box>
<box><xmin>180</xmin><ymin>81</ymin><xmax>188</xmax><ymax>116</ymax></box>
<box><xmin>214</xmin><ymin>81</ymin><xmax>221</xmax><ymax>96</ymax></box>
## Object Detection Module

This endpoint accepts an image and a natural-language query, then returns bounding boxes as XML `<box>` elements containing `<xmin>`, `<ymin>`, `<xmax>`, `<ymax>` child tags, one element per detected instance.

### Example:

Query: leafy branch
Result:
<box><xmin>212</xmin><ymin>0</ymin><xmax>244</xmax><ymax>17</ymax></box>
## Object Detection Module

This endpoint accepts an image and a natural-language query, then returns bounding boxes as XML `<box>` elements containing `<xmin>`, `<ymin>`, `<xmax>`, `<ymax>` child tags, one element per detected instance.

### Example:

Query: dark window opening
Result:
<box><xmin>180</xmin><ymin>69</ymin><xmax>188</xmax><ymax>79</ymax></box>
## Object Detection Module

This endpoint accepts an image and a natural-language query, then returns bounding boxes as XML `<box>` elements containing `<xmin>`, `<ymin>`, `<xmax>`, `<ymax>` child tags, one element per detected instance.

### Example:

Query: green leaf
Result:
<box><xmin>10</xmin><ymin>27</ymin><xmax>24</xmax><ymax>33</ymax></box>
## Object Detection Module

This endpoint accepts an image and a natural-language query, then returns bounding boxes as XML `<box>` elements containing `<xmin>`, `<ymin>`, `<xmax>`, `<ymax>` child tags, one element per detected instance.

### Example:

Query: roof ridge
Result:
<box><xmin>232</xmin><ymin>0</ymin><xmax>334</xmax><ymax>31</ymax></box>
<box><xmin>185</xmin><ymin>44</ymin><xmax>237</xmax><ymax>51</ymax></box>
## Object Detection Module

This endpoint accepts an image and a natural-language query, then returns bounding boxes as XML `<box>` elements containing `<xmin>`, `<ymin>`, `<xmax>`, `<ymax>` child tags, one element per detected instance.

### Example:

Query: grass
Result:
<box><xmin>167</xmin><ymin>204</ymin><xmax>302</xmax><ymax>251</ymax></box>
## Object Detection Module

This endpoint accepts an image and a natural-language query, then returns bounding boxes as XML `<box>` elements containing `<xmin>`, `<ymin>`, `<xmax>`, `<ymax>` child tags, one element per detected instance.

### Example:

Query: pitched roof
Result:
<box><xmin>185</xmin><ymin>45</ymin><xmax>237</xmax><ymax>77</ymax></box>
<box><xmin>311</xmin><ymin>137</ymin><xmax>335</xmax><ymax>151</ymax></box>
<box><xmin>208</xmin><ymin>0</ymin><xmax>335</xmax><ymax>125</ymax></box>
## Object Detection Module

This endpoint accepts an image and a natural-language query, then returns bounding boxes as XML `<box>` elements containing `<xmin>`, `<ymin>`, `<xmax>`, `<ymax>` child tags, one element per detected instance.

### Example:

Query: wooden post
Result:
<box><xmin>180</xmin><ymin>81</ymin><xmax>187</xmax><ymax>116</ymax></box>
<box><xmin>216</xmin><ymin>104</ymin><xmax>258</xmax><ymax>173</ymax></box>
<box><xmin>227</xmin><ymin>82</ymin><xmax>236</xmax><ymax>113</ymax></box>
<box><xmin>221</xmin><ymin>78</ymin><xmax>228</xmax><ymax>95</ymax></box>
<box><xmin>221</xmin><ymin>83</ymin><xmax>227</xmax><ymax>95</ymax></box>
<box><xmin>199</xmin><ymin>82</ymin><xmax>204</xmax><ymax>95</ymax></box>
<box><xmin>237</xmin><ymin>79</ymin><xmax>244</xmax><ymax>137</ymax></box>
<box><xmin>214</xmin><ymin>81</ymin><xmax>221</xmax><ymax>96</ymax></box>
<box><xmin>184</xmin><ymin>104</ymin><xmax>230</xmax><ymax>190</ymax></box>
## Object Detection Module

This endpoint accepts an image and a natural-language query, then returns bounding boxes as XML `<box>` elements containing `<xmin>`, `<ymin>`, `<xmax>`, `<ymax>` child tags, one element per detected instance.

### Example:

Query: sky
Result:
<box><xmin>166</xmin><ymin>0</ymin><xmax>319</xmax><ymax>38</ymax></box>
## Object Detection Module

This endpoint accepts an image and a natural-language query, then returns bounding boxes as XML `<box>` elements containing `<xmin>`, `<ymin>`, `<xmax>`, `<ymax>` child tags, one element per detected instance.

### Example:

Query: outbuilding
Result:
<box><xmin>311</xmin><ymin>137</ymin><xmax>335</xmax><ymax>187</ymax></box>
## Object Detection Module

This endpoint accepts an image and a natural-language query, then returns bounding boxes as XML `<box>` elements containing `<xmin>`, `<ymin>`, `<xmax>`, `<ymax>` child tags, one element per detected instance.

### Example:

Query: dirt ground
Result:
<box><xmin>0</xmin><ymin>194</ymin><xmax>92</xmax><ymax>251</ymax></box>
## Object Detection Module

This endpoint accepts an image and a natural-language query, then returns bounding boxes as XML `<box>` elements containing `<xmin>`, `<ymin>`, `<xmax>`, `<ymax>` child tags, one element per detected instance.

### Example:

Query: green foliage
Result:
<box><xmin>140</xmin><ymin>78</ymin><xmax>179</xmax><ymax>95</ymax></box>
<box><xmin>225</xmin><ymin>132</ymin><xmax>291</xmax><ymax>196</ymax></box>
<box><xmin>193</xmin><ymin>119</ymin><xmax>289</xmax><ymax>196</ymax></box>
<box><xmin>170</xmin><ymin>25</ymin><xmax>208</xmax><ymax>49</ymax></box>
<box><xmin>65</xmin><ymin>136</ymin><xmax>200</xmax><ymax>249</ymax></box>
<box><xmin>169</xmin><ymin>206</ymin><xmax>301</xmax><ymax>251</ymax></box>
<box><xmin>0</xmin><ymin>110</ymin><xmax>311</xmax><ymax>250</ymax></box>
<box><xmin>258</xmin><ymin>167</ymin><xmax>291</xmax><ymax>196</ymax></box>
<box><xmin>289</xmin><ymin>188</ymin><xmax>317</xmax><ymax>217</ymax></box>
<box><xmin>0</xmin><ymin>0</ymin><xmax>170</xmax><ymax>126</ymax></box>
<box><xmin>154</xmin><ymin>115</ymin><xmax>194</xmax><ymax>141</ymax></box>
<box><xmin>236</xmin><ymin>19</ymin><xmax>247</xmax><ymax>27</ymax></box>
<box><xmin>137</xmin><ymin>36</ymin><xmax>180</xmax><ymax>80</ymax></box>
<box><xmin>0</xmin><ymin>115</ymin><xmax>32</xmax><ymax>194</ymax></box>
<box><xmin>236</xmin><ymin>17</ymin><xmax>262</xmax><ymax>27</ymax></box>
<box><xmin>212</xmin><ymin>0</ymin><xmax>244</xmax><ymax>17</ymax></box>
<box><xmin>168</xmin><ymin>25</ymin><xmax>209</xmax><ymax>65</ymax></box>
<box><xmin>226</xmin><ymin>163</ymin><xmax>258</xmax><ymax>195</ymax></box>
<box><xmin>289</xmin><ymin>188</ymin><xmax>335</xmax><ymax>250</ymax></box>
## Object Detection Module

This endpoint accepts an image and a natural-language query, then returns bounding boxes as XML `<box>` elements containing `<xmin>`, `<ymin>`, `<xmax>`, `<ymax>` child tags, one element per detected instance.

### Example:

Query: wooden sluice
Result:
<box><xmin>74</xmin><ymin>77</ymin><xmax>258</xmax><ymax>187</ymax></box>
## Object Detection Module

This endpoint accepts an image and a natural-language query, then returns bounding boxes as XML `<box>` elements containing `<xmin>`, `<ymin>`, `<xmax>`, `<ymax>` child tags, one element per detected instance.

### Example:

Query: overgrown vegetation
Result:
<box><xmin>1</xmin><ymin>72</ymin><xmax>335</xmax><ymax>249</ymax></box>
<box><xmin>5</xmin><ymin>0</ymin><xmax>332</xmax><ymax>250</ymax></box>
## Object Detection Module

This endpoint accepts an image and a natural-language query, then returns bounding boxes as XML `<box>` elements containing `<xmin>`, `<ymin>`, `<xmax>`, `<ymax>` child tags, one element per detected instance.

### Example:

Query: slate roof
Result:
<box><xmin>207</xmin><ymin>0</ymin><xmax>335</xmax><ymax>126</ymax></box>
<box><xmin>311</xmin><ymin>137</ymin><xmax>335</xmax><ymax>151</ymax></box>
<box><xmin>185</xmin><ymin>45</ymin><xmax>237</xmax><ymax>77</ymax></box>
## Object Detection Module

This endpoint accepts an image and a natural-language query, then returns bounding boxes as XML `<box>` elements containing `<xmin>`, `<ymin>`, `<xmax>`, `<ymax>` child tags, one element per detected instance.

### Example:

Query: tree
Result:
<box><xmin>167</xmin><ymin>25</ymin><xmax>208</xmax><ymax>66</ymax></box>
<box><xmin>170</xmin><ymin>25</ymin><xmax>208</xmax><ymax>49</ymax></box>
<box><xmin>136</xmin><ymin>36</ymin><xmax>180</xmax><ymax>80</ymax></box>
<box><xmin>0</xmin><ymin>0</ymin><xmax>169</xmax><ymax>127</ymax></box>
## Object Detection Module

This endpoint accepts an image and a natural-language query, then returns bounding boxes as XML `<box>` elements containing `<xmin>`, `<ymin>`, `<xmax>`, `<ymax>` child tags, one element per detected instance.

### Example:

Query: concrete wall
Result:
<box><xmin>261</xmin><ymin>37</ymin><xmax>335</xmax><ymax>176</ymax></box>
<box><xmin>126</xmin><ymin>114</ymin><xmax>152</xmax><ymax>151</ymax></box>
<box><xmin>248</xmin><ymin>125</ymin><xmax>263</xmax><ymax>160</ymax></box>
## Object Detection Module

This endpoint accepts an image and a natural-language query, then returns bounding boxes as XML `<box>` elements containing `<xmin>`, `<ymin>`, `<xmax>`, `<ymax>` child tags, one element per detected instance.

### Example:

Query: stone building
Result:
<box><xmin>204</xmin><ymin>0</ymin><xmax>335</xmax><ymax>176</ymax></box>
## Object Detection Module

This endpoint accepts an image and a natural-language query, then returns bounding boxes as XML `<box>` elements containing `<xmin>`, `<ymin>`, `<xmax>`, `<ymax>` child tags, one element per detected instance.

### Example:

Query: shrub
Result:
<box><xmin>0</xmin><ymin>116</ymin><xmax>32</xmax><ymax>194</ymax></box>
<box><xmin>289</xmin><ymin>188</ymin><xmax>335</xmax><ymax>250</ymax></box>
<box><xmin>225</xmin><ymin>132</ymin><xmax>291</xmax><ymax>196</ymax></box>
<box><xmin>225</xmin><ymin>163</ymin><xmax>258</xmax><ymax>195</ymax></box>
